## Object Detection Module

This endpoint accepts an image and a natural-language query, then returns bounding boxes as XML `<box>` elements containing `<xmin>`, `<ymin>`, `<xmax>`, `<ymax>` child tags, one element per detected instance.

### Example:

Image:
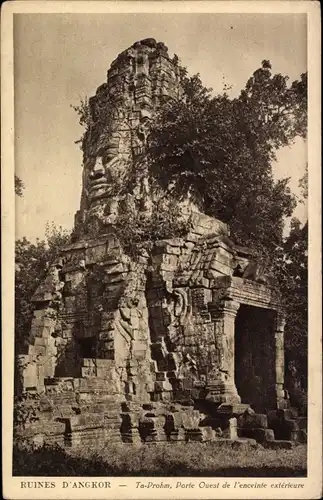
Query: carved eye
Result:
<box><xmin>103</xmin><ymin>152</ymin><xmax>117</xmax><ymax>166</ymax></box>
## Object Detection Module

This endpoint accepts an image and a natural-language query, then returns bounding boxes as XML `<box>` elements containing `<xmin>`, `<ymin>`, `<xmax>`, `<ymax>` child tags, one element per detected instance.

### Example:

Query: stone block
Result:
<box><xmin>154</xmin><ymin>379</ymin><xmax>172</xmax><ymax>392</ymax></box>
<box><xmin>241</xmin><ymin>428</ymin><xmax>275</xmax><ymax>443</ymax></box>
<box><xmin>34</xmin><ymin>337</ymin><xmax>49</xmax><ymax>347</ymax></box>
<box><xmin>33</xmin><ymin>310</ymin><xmax>57</xmax><ymax>322</ymax></box>
<box><xmin>284</xmin><ymin>419</ymin><xmax>300</xmax><ymax>431</ymax></box>
<box><xmin>34</xmin><ymin>345</ymin><xmax>47</xmax><ymax>356</ymax></box>
<box><xmin>290</xmin><ymin>430</ymin><xmax>307</xmax><ymax>443</ymax></box>
<box><xmin>69</xmin><ymin>414</ymin><xmax>103</xmax><ymax>431</ymax></box>
<box><xmin>184</xmin><ymin>429</ymin><xmax>203</xmax><ymax>442</ymax></box>
<box><xmin>239</xmin><ymin>413</ymin><xmax>268</xmax><ymax>429</ymax></box>
<box><xmin>168</xmin><ymin>246</ymin><xmax>182</xmax><ymax>256</ymax></box>
<box><xmin>31</xmin><ymin>316</ymin><xmax>52</xmax><ymax>329</ymax></box>
<box><xmin>23</xmin><ymin>364</ymin><xmax>38</xmax><ymax>389</ymax></box>
<box><xmin>45</xmin><ymin>421</ymin><xmax>67</xmax><ymax>436</ymax></box>
<box><xmin>103</xmin><ymin>263</ymin><xmax>125</xmax><ymax>274</ymax></box>
<box><xmin>181</xmin><ymin>410</ymin><xmax>200</xmax><ymax>430</ymax></box>
<box><xmin>217</xmin><ymin>403</ymin><xmax>250</xmax><ymax>416</ymax></box>
<box><xmin>200</xmin><ymin>426</ymin><xmax>215</xmax><ymax>441</ymax></box>
<box><xmin>277</xmin><ymin>398</ymin><xmax>289</xmax><ymax>410</ymax></box>
<box><xmin>227</xmin><ymin>417</ymin><xmax>238</xmax><ymax>439</ymax></box>
<box><xmin>106</xmin><ymin>273</ymin><xmax>127</xmax><ymax>284</ymax></box>
<box><xmin>277</xmin><ymin>408</ymin><xmax>299</xmax><ymax>419</ymax></box>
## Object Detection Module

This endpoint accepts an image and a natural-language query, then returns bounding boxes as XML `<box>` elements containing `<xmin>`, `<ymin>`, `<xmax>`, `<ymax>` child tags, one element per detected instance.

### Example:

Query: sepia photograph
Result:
<box><xmin>1</xmin><ymin>1</ymin><xmax>321</xmax><ymax>499</ymax></box>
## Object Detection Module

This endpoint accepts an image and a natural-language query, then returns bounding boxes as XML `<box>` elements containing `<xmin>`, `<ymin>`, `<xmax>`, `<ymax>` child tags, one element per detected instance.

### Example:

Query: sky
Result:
<box><xmin>14</xmin><ymin>13</ymin><xmax>307</xmax><ymax>242</ymax></box>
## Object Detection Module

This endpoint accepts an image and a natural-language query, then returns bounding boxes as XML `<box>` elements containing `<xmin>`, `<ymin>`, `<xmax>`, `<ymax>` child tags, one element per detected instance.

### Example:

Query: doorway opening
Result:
<box><xmin>235</xmin><ymin>305</ymin><xmax>276</xmax><ymax>413</ymax></box>
<box><xmin>78</xmin><ymin>336</ymin><xmax>96</xmax><ymax>359</ymax></box>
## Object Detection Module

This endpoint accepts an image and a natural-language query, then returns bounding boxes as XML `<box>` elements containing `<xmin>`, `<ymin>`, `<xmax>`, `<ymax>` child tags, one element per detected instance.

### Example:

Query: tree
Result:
<box><xmin>276</xmin><ymin>217</ymin><xmax>307</xmax><ymax>415</ymax></box>
<box><xmin>281</xmin><ymin>160</ymin><xmax>308</xmax><ymax>393</ymax></box>
<box><xmin>147</xmin><ymin>61</ymin><xmax>307</xmax><ymax>255</ymax></box>
<box><xmin>15</xmin><ymin>223</ymin><xmax>70</xmax><ymax>355</ymax></box>
<box><xmin>282</xmin><ymin>219</ymin><xmax>307</xmax><ymax>380</ymax></box>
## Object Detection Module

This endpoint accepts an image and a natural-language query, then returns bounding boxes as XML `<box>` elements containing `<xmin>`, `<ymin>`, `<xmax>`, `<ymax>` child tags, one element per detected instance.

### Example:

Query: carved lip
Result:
<box><xmin>88</xmin><ymin>174</ymin><xmax>110</xmax><ymax>200</ymax></box>
<box><xmin>89</xmin><ymin>177</ymin><xmax>108</xmax><ymax>187</ymax></box>
<box><xmin>88</xmin><ymin>186</ymin><xmax>110</xmax><ymax>202</ymax></box>
<box><xmin>88</xmin><ymin>182</ymin><xmax>109</xmax><ymax>198</ymax></box>
<box><xmin>88</xmin><ymin>171</ymin><xmax>109</xmax><ymax>191</ymax></box>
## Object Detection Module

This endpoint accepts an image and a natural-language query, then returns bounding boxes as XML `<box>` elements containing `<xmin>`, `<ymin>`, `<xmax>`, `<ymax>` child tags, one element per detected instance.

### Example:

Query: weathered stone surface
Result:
<box><xmin>239</xmin><ymin>413</ymin><xmax>268</xmax><ymax>429</ymax></box>
<box><xmin>240</xmin><ymin>428</ymin><xmax>275</xmax><ymax>443</ymax></box>
<box><xmin>18</xmin><ymin>38</ymin><xmax>296</xmax><ymax>447</ymax></box>
<box><xmin>217</xmin><ymin>403</ymin><xmax>251</xmax><ymax>416</ymax></box>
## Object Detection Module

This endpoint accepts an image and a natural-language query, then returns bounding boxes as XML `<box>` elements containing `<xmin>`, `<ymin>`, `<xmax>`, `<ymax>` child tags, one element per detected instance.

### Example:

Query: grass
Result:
<box><xmin>13</xmin><ymin>441</ymin><xmax>307</xmax><ymax>477</ymax></box>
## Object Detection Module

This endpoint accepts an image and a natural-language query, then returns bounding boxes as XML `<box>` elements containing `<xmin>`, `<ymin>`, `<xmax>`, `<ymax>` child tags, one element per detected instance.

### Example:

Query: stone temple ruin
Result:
<box><xmin>19</xmin><ymin>39</ymin><xmax>306</xmax><ymax>448</ymax></box>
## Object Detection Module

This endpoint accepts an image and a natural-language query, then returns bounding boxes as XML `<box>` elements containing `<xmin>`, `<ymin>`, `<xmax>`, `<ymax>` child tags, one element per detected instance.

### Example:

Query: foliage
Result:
<box><xmin>15</xmin><ymin>175</ymin><xmax>25</xmax><ymax>197</ymax></box>
<box><xmin>70</xmin><ymin>97</ymin><xmax>93</xmax><ymax>147</ymax></box>
<box><xmin>71</xmin><ymin>97</ymin><xmax>93</xmax><ymax>129</ymax></box>
<box><xmin>279</xmin><ymin>218</ymin><xmax>308</xmax><ymax>390</ymax></box>
<box><xmin>71</xmin><ymin>93</ymin><xmax>119</xmax><ymax>152</ymax></box>
<box><xmin>13</xmin><ymin>440</ymin><xmax>307</xmax><ymax>477</ymax></box>
<box><xmin>15</xmin><ymin>222</ymin><xmax>70</xmax><ymax>356</ymax></box>
<box><xmin>114</xmin><ymin>200</ymin><xmax>192</xmax><ymax>258</ymax></box>
<box><xmin>13</xmin><ymin>392</ymin><xmax>40</xmax><ymax>433</ymax></box>
<box><xmin>298</xmin><ymin>164</ymin><xmax>308</xmax><ymax>201</ymax></box>
<box><xmin>147</xmin><ymin>60</ymin><xmax>307</xmax><ymax>253</ymax></box>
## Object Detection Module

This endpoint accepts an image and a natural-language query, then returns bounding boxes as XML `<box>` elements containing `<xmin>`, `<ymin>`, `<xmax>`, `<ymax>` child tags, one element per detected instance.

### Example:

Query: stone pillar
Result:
<box><xmin>275</xmin><ymin>312</ymin><xmax>286</xmax><ymax>408</ymax></box>
<box><xmin>207</xmin><ymin>300</ymin><xmax>241</xmax><ymax>404</ymax></box>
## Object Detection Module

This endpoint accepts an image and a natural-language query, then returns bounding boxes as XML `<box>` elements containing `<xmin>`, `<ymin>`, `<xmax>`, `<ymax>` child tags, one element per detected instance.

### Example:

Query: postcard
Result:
<box><xmin>2</xmin><ymin>1</ymin><xmax>321</xmax><ymax>499</ymax></box>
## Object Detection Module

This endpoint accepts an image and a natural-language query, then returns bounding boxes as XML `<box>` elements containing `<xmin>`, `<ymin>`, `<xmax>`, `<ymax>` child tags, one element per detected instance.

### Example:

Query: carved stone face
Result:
<box><xmin>87</xmin><ymin>154</ymin><xmax>125</xmax><ymax>204</ymax></box>
<box><xmin>88</xmin><ymin>157</ymin><xmax>109</xmax><ymax>202</ymax></box>
<box><xmin>79</xmin><ymin>38</ymin><xmax>180</xmax><ymax>225</ymax></box>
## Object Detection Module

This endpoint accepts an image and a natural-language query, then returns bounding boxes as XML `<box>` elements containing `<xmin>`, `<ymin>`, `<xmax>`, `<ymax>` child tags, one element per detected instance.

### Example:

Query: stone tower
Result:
<box><xmin>19</xmin><ymin>40</ymin><xmax>302</xmax><ymax>447</ymax></box>
<box><xmin>74</xmin><ymin>38</ymin><xmax>183</xmax><ymax>239</ymax></box>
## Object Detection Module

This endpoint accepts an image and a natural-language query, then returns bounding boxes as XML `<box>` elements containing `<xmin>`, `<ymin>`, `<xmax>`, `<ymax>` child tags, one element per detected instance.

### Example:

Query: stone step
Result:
<box><xmin>239</xmin><ymin>413</ymin><xmax>268</xmax><ymax>429</ymax></box>
<box><xmin>277</xmin><ymin>408</ymin><xmax>299</xmax><ymax>419</ymax></box>
<box><xmin>79</xmin><ymin>402</ymin><xmax>122</xmax><ymax>414</ymax></box>
<box><xmin>47</xmin><ymin>394</ymin><xmax>78</xmax><ymax>405</ymax></box>
<box><xmin>239</xmin><ymin>427</ymin><xmax>275</xmax><ymax>443</ymax></box>
<box><xmin>268</xmin><ymin>408</ymin><xmax>301</xmax><ymax>423</ymax></box>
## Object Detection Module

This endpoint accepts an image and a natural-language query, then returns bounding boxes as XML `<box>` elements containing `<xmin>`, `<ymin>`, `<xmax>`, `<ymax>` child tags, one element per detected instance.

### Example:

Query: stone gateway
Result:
<box><xmin>18</xmin><ymin>39</ymin><xmax>306</xmax><ymax>447</ymax></box>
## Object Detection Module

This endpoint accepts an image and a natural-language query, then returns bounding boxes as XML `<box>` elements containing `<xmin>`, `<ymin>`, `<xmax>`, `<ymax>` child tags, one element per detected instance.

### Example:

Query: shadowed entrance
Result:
<box><xmin>234</xmin><ymin>305</ymin><xmax>276</xmax><ymax>413</ymax></box>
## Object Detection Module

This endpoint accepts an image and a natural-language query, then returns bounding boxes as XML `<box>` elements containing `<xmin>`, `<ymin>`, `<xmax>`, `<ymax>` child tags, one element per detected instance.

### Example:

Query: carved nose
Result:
<box><xmin>90</xmin><ymin>164</ymin><xmax>105</xmax><ymax>180</ymax></box>
<box><xmin>93</xmin><ymin>162</ymin><xmax>104</xmax><ymax>173</ymax></box>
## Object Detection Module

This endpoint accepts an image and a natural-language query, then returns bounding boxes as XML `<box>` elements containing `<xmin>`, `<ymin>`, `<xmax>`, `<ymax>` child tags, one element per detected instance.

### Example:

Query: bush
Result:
<box><xmin>114</xmin><ymin>199</ymin><xmax>191</xmax><ymax>258</ymax></box>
